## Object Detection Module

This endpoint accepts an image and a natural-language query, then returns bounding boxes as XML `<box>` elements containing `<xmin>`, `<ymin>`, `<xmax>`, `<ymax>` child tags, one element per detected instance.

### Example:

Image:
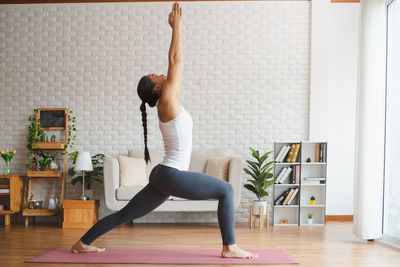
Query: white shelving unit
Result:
<box><xmin>272</xmin><ymin>141</ymin><xmax>327</xmax><ymax>226</ymax></box>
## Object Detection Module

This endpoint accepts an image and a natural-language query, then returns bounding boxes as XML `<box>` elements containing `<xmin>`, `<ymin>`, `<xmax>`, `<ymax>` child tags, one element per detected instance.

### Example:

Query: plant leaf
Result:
<box><xmin>244</xmin><ymin>184</ymin><xmax>258</xmax><ymax>198</ymax></box>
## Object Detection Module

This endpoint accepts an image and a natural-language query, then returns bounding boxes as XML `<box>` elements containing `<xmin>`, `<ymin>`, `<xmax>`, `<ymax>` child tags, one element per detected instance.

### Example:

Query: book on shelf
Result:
<box><xmin>303</xmin><ymin>177</ymin><xmax>326</xmax><ymax>184</ymax></box>
<box><xmin>275</xmin><ymin>166</ymin><xmax>299</xmax><ymax>184</ymax></box>
<box><xmin>315</xmin><ymin>143</ymin><xmax>327</xmax><ymax>162</ymax></box>
<box><xmin>282</xmin><ymin>188</ymin><xmax>295</xmax><ymax>205</ymax></box>
<box><xmin>291</xmin><ymin>166</ymin><xmax>296</xmax><ymax>184</ymax></box>
<box><xmin>277</xmin><ymin>167</ymin><xmax>293</xmax><ymax>184</ymax></box>
<box><xmin>315</xmin><ymin>143</ymin><xmax>320</xmax><ymax>162</ymax></box>
<box><xmin>0</xmin><ymin>184</ymin><xmax>10</xmax><ymax>189</ymax></box>
<box><xmin>322</xmin><ymin>143</ymin><xmax>327</xmax><ymax>162</ymax></box>
<box><xmin>275</xmin><ymin>167</ymin><xmax>287</xmax><ymax>183</ymax></box>
<box><xmin>304</xmin><ymin>177</ymin><xmax>325</xmax><ymax>181</ymax></box>
<box><xmin>275</xmin><ymin>145</ymin><xmax>289</xmax><ymax>163</ymax></box>
<box><xmin>0</xmin><ymin>189</ymin><xmax>10</xmax><ymax>193</ymax></box>
<box><xmin>290</xmin><ymin>144</ymin><xmax>300</xmax><ymax>163</ymax></box>
<box><xmin>303</xmin><ymin>180</ymin><xmax>326</xmax><ymax>185</ymax></box>
<box><xmin>274</xmin><ymin>189</ymin><xmax>290</xmax><ymax>205</ymax></box>
<box><xmin>287</xmin><ymin>188</ymin><xmax>299</xmax><ymax>205</ymax></box>
<box><xmin>285</xmin><ymin>144</ymin><xmax>296</xmax><ymax>163</ymax></box>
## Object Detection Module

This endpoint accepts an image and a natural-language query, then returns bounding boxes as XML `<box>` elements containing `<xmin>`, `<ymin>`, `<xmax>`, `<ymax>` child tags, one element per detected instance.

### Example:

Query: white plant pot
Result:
<box><xmin>307</xmin><ymin>218</ymin><xmax>313</xmax><ymax>224</ymax></box>
<box><xmin>252</xmin><ymin>200</ymin><xmax>267</xmax><ymax>215</ymax></box>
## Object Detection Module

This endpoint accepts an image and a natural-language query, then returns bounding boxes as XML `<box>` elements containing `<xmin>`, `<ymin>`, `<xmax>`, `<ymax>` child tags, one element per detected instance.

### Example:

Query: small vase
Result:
<box><xmin>307</xmin><ymin>218</ymin><xmax>313</xmax><ymax>224</ymax></box>
<box><xmin>3</xmin><ymin>159</ymin><xmax>11</xmax><ymax>175</ymax></box>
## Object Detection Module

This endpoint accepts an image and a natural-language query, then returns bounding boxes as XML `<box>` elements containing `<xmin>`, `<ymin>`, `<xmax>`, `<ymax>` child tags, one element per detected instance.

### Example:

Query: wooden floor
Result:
<box><xmin>1</xmin><ymin>221</ymin><xmax>399</xmax><ymax>267</ymax></box>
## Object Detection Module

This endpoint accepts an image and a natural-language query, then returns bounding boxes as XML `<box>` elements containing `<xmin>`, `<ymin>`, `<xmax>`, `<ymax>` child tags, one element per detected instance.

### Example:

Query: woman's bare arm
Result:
<box><xmin>164</xmin><ymin>2</ymin><xmax>183</xmax><ymax>99</ymax></box>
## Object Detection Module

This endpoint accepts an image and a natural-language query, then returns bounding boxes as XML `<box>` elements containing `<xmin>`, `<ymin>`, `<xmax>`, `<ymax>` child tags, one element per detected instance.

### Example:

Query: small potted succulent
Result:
<box><xmin>310</xmin><ymin>196</ymin><xmax>316</xmax><ymax>205</ymax></box>
<box><xmin>307</xmin><ymin>213</ymin><xmax>313</xmax><ymax>224</ymax></box>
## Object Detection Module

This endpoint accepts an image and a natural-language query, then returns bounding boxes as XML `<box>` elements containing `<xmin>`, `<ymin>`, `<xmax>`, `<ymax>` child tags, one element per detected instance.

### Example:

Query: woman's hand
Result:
<box><xmin>168</xmin><ymin>2</ymin><xmax>182</xmax><ymax>28</ymax></box>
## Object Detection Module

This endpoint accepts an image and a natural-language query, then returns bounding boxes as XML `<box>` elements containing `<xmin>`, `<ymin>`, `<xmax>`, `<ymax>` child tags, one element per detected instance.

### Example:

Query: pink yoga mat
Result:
<box><xmin>25</xmin><ymin>248</ymin><xmax>299</xmax><ymax>265</ymax></box>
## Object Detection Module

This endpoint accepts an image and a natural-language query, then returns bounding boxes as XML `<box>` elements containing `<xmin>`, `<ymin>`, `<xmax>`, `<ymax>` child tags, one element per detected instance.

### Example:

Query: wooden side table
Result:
<box><xmin>62</xmin><ymin>200</ymin><xmax>99</xmax><ymax>228</ymax></box>
<box><xmin>0</xmin><ymin>175</ymin><xmax>24</xmax><ymax>226</ymax></box>
<box><xmin>249</xmin><ymin>205</ymin><xmax>269</xmax><ymax>228</ymax></box>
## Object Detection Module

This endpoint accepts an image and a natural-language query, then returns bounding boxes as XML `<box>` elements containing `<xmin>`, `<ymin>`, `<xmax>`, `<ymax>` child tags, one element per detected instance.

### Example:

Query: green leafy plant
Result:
<box><xmin>243</xmin><ymin>147</ymin><xmax>276</xmax><ymax>201</ymax></box>
<box><xmin>63</xmin><ymin>109</ymin><xmax>77</xmax><ymax>155</ymax></box>
<box><xmin>33</xmin><ymin>152</ymin><xmax>55</xmax><ymax>168</ymax></box>
<box><xmin>307</xmin><ymin>213</ymin><xmax>313</xmax><ymax>219</ymax></box>
<box><xmin>68</xmin><ymin>152</ymin><xmax>105</xmax><ymax>190</ymax></box>
<box><xmin>26</xmin><ymin>110</ymin><xmax>43</xmax><ymax>169</ymax></box>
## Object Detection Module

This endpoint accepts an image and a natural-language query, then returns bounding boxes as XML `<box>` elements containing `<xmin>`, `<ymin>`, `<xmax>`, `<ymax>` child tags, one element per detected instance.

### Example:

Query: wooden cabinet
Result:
<box><xmin>62</xmin><ymin>200</ymin><xmax>99</xmax><ymax>229</ymax></box>
<box><xmin>0</xmin><ymin>175</ymin><xmax>24</xmax><ymax>226</ymax></box>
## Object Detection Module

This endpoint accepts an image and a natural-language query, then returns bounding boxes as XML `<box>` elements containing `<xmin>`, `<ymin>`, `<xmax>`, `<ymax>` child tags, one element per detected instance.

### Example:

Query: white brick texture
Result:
<box><xmin>0</xmin><ymin>1</ymin><xmax>310</xmax><ymax>223</ymax></box>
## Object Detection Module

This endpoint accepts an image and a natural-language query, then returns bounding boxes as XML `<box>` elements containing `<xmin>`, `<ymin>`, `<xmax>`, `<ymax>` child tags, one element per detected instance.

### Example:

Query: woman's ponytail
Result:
<box><xmin>137</xmin><ymin>75</ymin><xmax>160</xmax><ymax>164</ymax></box>
<box><xmin>140</xmin><ymin>102</ymin><xmax>151</xmax><ymax>164</ymax></box>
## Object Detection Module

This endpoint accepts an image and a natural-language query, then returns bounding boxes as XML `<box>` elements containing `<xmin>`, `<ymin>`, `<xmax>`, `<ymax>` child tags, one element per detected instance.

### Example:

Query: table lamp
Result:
<box><xmin>74</xmin><ymin>151</ymin><xmax>93</xmax><ymax>200</ymax></box>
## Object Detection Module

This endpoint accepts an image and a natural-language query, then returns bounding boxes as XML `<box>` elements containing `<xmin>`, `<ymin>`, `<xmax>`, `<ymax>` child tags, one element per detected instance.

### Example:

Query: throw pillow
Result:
<box><xmin>118</xmin><ymin>156</ymin><xmax>148</xmax><ymax>187</ymax></box>
<box><xmin>205</xmin><ymin>157</ymin><xmax>231</xmax><ymax>181</ymax></box>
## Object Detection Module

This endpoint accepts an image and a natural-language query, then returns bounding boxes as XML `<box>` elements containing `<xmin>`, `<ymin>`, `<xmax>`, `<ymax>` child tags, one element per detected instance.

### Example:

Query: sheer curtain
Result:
<box><xmin>353</xmin><ymin>0</ymin><xmax>387</xmax><ymax>240</ymax></box>
<box><xmin>383</xmin><ymin>0</ymin><xmax>400</xmax><ymax>243</ymax></box>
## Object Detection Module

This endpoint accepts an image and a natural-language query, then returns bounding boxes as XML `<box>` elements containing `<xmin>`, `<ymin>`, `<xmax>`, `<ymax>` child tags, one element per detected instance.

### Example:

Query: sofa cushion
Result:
<box><xmin>205</xmin><ymin>157</ymin><xmax>231</xmax><ymax>181</ymax></box>
<box><xmin>189</xmin><ymin>149</ymin><xmax>231</xmax><ymax>173</ymax></box>
<box><xmin>118</xmin><ymin>156</ymin><xmax>148</xmax><ymax>187</ymax></box>
<box><xmin>128</xmin><ymin>150</ymin><xmax>165</xmax><ymax>177</ymax></box>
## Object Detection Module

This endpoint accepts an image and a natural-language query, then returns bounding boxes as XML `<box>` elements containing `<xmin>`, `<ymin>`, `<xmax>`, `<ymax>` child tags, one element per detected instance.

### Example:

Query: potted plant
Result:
<box><xmin>33</xmin><ymin>152</ymin><xmax>56</xmax><ymax>171</ymax></box>
<box><xmin>310</xmin><ymin>196</ymin><xmax>316</xmax><ymax>205</ymax></box>
<box><xmin>68</xmin><ymin>151</ymin><xmax>105</xmax><ymax>198</ymax></box>
<box><xmin>243</xmin><ymin>147</ymin><xmax>276</xmax><ymax>215</ymax></box>
<box><xmin>307</xmin><ymin>213</ymin><xmax>313</xmax><ymax>224</ymax></box>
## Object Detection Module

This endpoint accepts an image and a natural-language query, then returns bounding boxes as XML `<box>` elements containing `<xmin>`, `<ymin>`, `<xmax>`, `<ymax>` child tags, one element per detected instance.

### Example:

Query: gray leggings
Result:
<box><xmin>80</xmin><ymin>164</ymin><xmax>236</xmax><ymax>245</ymax></box>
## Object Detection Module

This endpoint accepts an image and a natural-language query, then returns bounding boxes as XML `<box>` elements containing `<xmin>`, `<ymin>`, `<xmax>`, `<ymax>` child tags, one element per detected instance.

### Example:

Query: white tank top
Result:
<box><xmin>158</xmin><ymin>104</ymin><xmax>193</xmax><ymax>171</ymax></box>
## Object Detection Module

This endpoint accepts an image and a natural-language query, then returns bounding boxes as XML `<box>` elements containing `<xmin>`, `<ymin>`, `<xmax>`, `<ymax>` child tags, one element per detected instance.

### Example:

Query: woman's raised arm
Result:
<box><xmin>164</xmin><ymin>2</ymin><xmax>183</xmax><ymax>98</ymax></box>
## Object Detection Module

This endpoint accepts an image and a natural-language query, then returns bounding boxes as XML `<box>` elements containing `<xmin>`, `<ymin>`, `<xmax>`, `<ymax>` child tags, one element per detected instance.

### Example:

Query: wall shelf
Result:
<box><xmin>32</xmin><ymin>142</ymin><xmax>65</xmax><ymax>150</ymax></box>
<box><xmin>27</xmin><ymin>171</ymin><xmax>63</xmax><ymax>179</ymax></box>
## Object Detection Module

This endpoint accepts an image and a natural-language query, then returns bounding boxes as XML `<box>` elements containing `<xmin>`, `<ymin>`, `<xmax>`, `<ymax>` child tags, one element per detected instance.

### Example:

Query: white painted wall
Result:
<box><xmin>0</xmin><ymin>1</ymin><xmax>311</xmax><ymax>223</ymax></box>
<box><xmin>0</xmin><ymin>0</ymin><xmax>361</xmax><ymax>224</ymax></box>
<box><xmin>310</xmin><ymin>0</ymin><xmax>360</xmax><ymax>215</ymax></box>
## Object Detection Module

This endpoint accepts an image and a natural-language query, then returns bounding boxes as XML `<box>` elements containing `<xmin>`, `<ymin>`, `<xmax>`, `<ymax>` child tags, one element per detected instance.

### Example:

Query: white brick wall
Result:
<box><xmin>0</xmin><ymin>1</ymin><xmax>310</xmax><ymax>223</ymax></box>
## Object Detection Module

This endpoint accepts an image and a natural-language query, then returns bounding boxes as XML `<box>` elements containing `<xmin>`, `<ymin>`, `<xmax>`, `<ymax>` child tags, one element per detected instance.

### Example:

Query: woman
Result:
<box><xmin>72</xmin><ymin>3</ymin><xmax>257</xmax><ymax>259</ymax></box>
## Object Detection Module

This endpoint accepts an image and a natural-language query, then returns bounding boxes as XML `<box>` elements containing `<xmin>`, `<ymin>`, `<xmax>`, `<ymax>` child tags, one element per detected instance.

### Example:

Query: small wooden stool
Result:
<box><xmin>249</xmin><ymin>205</ymin><xmax>269</xmax><ymax>228</ymax></box>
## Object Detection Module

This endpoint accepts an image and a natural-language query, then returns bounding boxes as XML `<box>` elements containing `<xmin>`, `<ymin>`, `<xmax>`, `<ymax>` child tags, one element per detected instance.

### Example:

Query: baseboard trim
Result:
<box><xmin>325</xmin><ymin>215</ymin><xmax>353</xmax><ymax>221</ymax></box>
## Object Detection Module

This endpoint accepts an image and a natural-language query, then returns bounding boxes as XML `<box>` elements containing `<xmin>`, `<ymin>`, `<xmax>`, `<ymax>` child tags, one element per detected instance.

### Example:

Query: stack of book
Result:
<box><xmin>275</xmin><ymin>144</ymin><xmax>301</xmax><ymax>163</ymax></box>
<box><xmin>315</xmin><ymin>143</ymin><xmax>327</xmax><ymax>162</ymax></box>
<box><xmin>303</xmin><ymin>177</ymin><xmax>326</xmax><ymax>185</ymax></box>
<box><xmin>274</xmin><ymin>188</ymin><xmax>299</xmax><ymax>206</ymax></box>
<box><xmin>0</xmin><ymin>184</ymin><xmax>10</xmax><ymax>193</ymax></box>
<box><xmin>275</xmin><ymin>165</ymin><xmax>300</xmax><ymax>184</ymax></box>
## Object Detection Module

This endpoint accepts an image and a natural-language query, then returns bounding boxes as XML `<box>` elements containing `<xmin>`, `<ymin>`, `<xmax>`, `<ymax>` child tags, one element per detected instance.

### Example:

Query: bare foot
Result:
<box><xmin>221</xmin><ymin>244</ymin><xmax>258</xmax><ymax>259</ymax></box>
<box><xmin>71</xmin><ymin>240</ymin><xmax>106</xmax><ymax>253</ymax></box>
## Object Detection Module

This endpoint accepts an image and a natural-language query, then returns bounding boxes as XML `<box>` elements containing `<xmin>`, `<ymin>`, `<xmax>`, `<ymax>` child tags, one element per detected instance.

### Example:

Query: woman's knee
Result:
<box><xmin>222</xmin><ymin>182</ymin><xmax>234</xmax><ymax>198</ymax></box>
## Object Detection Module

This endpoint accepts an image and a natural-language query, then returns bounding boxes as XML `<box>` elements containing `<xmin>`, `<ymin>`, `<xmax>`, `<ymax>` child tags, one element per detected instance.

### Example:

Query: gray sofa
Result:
<box><xmin>103</xmin><ymin>149</ymin><xmax>243</xmax><ymax>212</ymax></box>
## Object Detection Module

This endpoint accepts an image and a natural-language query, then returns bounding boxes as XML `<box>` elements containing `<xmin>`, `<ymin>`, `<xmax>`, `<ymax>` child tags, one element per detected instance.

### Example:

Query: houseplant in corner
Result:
<box><xmin>243</xmin><ymin>147</ymin><xmax>276</xmax><ymax>215</ymax></box>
